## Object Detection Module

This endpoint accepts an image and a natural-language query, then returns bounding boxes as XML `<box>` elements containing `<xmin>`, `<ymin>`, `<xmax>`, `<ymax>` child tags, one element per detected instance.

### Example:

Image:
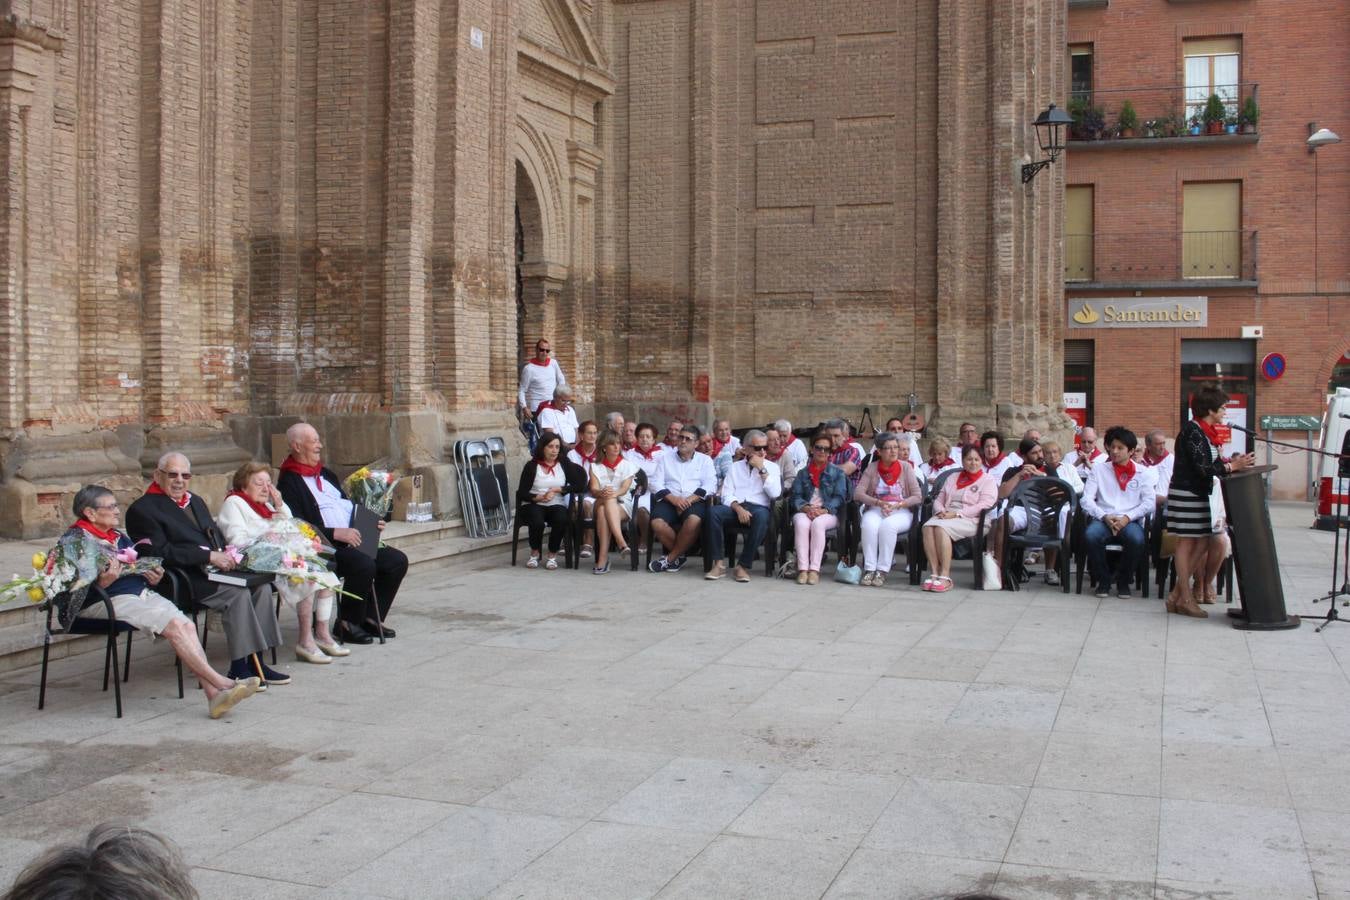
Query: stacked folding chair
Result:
<box><xmin>454</xmin><ymin>438</ymin><xmax>512</xmax><ymax>537</ymax></box>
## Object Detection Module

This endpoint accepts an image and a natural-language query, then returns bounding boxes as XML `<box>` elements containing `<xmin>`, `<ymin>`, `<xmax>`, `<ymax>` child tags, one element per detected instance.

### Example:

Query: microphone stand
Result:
<box><xmin>1231</xmin><ymin>424</ymin><xmax>1349</xmax><ymax>630</ymax></box>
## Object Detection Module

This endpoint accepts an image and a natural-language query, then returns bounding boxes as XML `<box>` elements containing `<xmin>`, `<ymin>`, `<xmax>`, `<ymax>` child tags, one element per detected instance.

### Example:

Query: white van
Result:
<box><xmin>1314</xmin><ymin>386</ymin><xmax>1350</xmax><ymax>530</ymax></box>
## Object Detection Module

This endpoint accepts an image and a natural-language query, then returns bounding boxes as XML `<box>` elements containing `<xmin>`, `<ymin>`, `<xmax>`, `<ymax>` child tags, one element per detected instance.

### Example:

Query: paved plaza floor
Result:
<box><xmin>2</xmin><ymin>502</ymin><xmax>1349</xmax><ymax>898</ymax></box>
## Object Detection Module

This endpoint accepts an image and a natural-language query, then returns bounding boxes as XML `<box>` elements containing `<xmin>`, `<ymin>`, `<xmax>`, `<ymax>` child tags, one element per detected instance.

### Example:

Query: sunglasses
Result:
<box><xmin>812</xmin><ymin>444</ymin><xmax>831</xmax><ymax>452</ymax></box>
<box><xmin>160</xmin><ymin>470</ymin><xmax>192</xmax><ymax>480</ymax></box>
<box><xmin>680</xmin><ymin>434</ymin><xmax>696</xmax><ymax>442</ymax></box>
<box><xmin>747</xmin><ymin>444</ymin><xmax>768</xmax><ymax>452</ymax></box>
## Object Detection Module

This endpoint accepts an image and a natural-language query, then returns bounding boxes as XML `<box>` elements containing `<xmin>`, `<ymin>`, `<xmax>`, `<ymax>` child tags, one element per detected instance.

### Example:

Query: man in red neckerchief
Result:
<box><xmin>518</xmin><ymin>338</ymin><xmax>566</xmax><ymax>422</ymax></box>
<box><xmin>1066</xmin><ymin>426</ymin><xmax>1103</xmax><ymax>481</ymax></box>
<box><xmin>277</xmin><ymin>423</ymin><xmax>408</xmax><ymax>646</ymax></box>
<box><xmin>662</xmin><ymin>419</ymin><xmax>684</xmax><ymax>450</ymax></box>
<box><xmin>1142</xmin><ymin>429</ymin><xmax>1175</xmax><ymax>508</ymax></box>
<box><xmin>125</xmin><ymin>452</ymin><xmax>287</xmax><ymax>686</ymax></box>
<box><xmin>1080</xmin><ymin>426</ymin><xmax>1153</xmax><ymax>599</ymax></box>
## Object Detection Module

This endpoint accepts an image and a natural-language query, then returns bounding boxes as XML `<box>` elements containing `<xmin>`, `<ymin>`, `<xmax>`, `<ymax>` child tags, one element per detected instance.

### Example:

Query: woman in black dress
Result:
<box><xmin>1167</xmin><ymin>384</ymin><xmax>1255</xmax><ymax>617</ymax></box>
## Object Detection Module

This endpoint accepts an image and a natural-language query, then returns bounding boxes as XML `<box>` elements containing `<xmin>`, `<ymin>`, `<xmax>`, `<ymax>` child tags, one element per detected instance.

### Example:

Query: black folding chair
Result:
<box><xmin>1072</xmin><ymin>508</ymin><xmax>1153</xmax><ymax>596</ymax></box>
<box><xmin>702</xmin><ymin>495</ymin><xmax>782</xmax><ymax>577</ymax></box>
<box><xmin>38</xmin><ymin>584</ymin><xmax>184</xmax><ymax>719</ymax></box>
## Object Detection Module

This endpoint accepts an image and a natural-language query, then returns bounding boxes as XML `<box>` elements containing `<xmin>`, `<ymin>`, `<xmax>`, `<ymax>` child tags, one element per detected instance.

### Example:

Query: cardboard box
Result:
<box><xmin>391</xmin><ymin>473</ymin><xmax>425</xmax><ymax>521</ymax></box>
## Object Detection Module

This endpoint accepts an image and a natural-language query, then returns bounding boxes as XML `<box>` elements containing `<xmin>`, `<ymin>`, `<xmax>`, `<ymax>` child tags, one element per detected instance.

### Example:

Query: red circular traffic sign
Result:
<box><xmin>1260</xmin><ymin>353</ymin><xmax>1286</xmax><ymax>382</ymax></box>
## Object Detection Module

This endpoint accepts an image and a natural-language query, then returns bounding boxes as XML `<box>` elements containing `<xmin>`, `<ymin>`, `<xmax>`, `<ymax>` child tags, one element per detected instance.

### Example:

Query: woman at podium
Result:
<box><xmin>1167</xmin><ymin>384</ymin><xmax>1256</xmax><ymax>617</ymax></box>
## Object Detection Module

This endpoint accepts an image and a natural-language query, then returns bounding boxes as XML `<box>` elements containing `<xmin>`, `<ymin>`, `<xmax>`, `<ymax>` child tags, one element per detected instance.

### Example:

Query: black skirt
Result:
<box><xmin>1167</xmin><ymin>486</ymin><xmax>1214</xmax><ymax>536</ymax></box>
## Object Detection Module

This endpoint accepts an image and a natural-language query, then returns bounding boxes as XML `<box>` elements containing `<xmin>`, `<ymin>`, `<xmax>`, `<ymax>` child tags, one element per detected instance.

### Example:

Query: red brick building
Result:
<box><xmin>1063</xmin><ymin>0</ymin><xmax>1350</xmax><ymax>499</ymax></box>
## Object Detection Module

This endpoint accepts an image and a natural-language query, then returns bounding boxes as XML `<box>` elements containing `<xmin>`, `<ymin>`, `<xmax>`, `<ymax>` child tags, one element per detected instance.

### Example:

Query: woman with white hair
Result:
<box><xmin>853</xmin><ymin>432</ymin><xmax>923</xmax><ymax>587</ymax></box>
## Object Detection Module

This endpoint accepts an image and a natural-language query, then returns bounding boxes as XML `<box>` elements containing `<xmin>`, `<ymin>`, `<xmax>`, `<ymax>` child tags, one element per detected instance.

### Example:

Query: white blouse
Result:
<box><xmin>217</xmin><ymin>495</ymin><xmax>293</xmax><ymax>547</ymax></box>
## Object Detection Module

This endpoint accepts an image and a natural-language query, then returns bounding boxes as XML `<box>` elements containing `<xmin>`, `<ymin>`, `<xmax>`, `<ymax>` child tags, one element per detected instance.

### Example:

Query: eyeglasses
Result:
<box><xmin>812</xmin><ymin>444</ymin><xmax>831</xmax><ymax>452</ymax></box>
<box><xmin>160</xmin><ymin>470</ymin><xmax>192</xmax><ymax>480</ymax></box>
<box><xmin>94</xmin><ymin>502</ymin><xmax>119</xmax><ymax>510</ymax></box>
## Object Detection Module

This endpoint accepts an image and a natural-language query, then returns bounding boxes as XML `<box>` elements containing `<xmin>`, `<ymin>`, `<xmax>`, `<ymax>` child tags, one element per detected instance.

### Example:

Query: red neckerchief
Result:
<box><xmin>1112</xmin><ymin>459</ymin><xmax>1136</xmax><ymax>491</ymax></box>
<box><xmin>711</xmin><ymin>437</ymin><xmax>728</xmax><ymax>458</ymax></box>
<box><xmin>1143</xmin><ymin>450</ymin><xmax>1170</xmax><ymax>466</ymax></box>
<box><xmin>527</xmin><ymin>356</ymin><xmax>552</xmax><ymax>368</ymax></box>
<box><xmin>632</xmin><ymin>444</ymin><xmax>660</xmax><ymax>461</ymax></box>
<box><xmin>622</xmin><ymin>440</ymin><xmax>636</xmax><ymax>452</ymax></box>
<box><xmin>1196</xmin><ymin>419</ymin><xmax>1228</xmax><ymax>447</ymax></box>
<box><xmin>536</xmin><ymin>400</ymin><xmax>555</xmax><ymax>413</ymax></box>
<box><xmin>784</xmin><ymin>434</ymin><xmax>799</xmax><ymax>448</ymax></box>
<box><xmin>1079</xmin><ymin>445</ymin><xmax>1103</xmax><ymax>462</ymax></box>
<box><xmin>280</xmin><ymin>455</ymin><xmax>325</xmax><ymax>491</ymax></box>
<box><xmin>877</xmin><ymin>459</ymin><xmax>904</xmax><ymax>486</ymax></box>
<box><xmin>983</xmin><ymin>453</ymin><xmax>1006</xmax><ymax>472</ymax></box>
<box><xmin>955</xmin><ymin>469</ymin><xmax>982</xmax><ymax>490</ymax></box>
<box><xmin>73</xmin><ymin>519</ymin><xmax>120</xmax><ymax>543</ymax></box>
<box><xmin>600</xmin><ymin>454</ymin><xmax>623</xmax><ymax>471</ymax></box>
<box><xmin>766</xmin><ymin>445</ymin><xmax>786</xmax><ymax>463</ymax></box>
<box><xmin>146</xmin><ymin>482</ymin><xmax>191</xmax><ymax>509</ymax></box>
<box><xmin>227</xmin><ymin>489</ymin><xmax>273</xmax><ymax>520</ymax></box>
<box><xmin>573</xmin><ymin>445</ymin><xmax>597</xmax><ymax>464</ymax></box>
<box><xmin>930</xmin><ymin>457</ymin><xmax>955</xmax><ymax>469</ymax></box>
<box><xmin>538</xmin><ymin>459</ymin><xmax>558</xmax><ymax>476</ymax></box>
<box><xmin>806</xmin><ymin>461</ymin><xmax>826</xmax><ymax>488</ymax></box>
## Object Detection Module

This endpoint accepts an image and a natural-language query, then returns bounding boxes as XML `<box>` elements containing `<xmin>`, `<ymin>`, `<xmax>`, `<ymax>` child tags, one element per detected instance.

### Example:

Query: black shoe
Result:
<box><xmin>364</xmin><ymin>620</ymin><xmax>395</xmax><ymax>639</ymax></box>
<box><xmin>257</xmin><ymin>661</ymin><xmax>291</xmax><ymax>686</ymax></box>
<box><xmin>336</xmin><ymin>622</ymin><xmax>374</xmax><ymax>645</ymax></box>
<box><xmin>667</xmin><ymin>555</ymin><xmax>687</xmax><ymax>573</ymax></box>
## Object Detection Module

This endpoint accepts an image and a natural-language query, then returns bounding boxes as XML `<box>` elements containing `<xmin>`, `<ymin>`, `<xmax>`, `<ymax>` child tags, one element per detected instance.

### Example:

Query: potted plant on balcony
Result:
<box><xmin>1117</xmin><ymin>100</ymin><xmax>1138</xmax><ymax>139</ymax></box>
<box><xmin>1202</xmin><ymin>93</ymin><xmax>1226</xmax><ymax>135</ymax></box>
<box><xmin>1187</xmin><ymin>112</ymin><xmax>1203</xmax><ymax>136</ymax></box>
<box><xmin>1239</xmin><ymin>95</ymin><xmax>1260</xmax><ymax>134</ymax></box>
<box><xmin>1225</xmin><ymin>112</ymin><xmax>1239</xmax><ymax>134</ymax></box>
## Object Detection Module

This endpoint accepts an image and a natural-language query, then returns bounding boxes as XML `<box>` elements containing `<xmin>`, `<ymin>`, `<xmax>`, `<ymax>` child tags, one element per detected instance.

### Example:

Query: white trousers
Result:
<box><xmin>859</xmin><ymin>507</ymin><xmax>915</xmax><ymax>573</ymax></box>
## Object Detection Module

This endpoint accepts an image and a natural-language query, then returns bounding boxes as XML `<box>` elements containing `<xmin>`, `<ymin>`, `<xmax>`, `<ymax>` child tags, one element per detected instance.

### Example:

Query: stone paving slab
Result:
<box><xmin>0</xmin><ymin>502</ymin><xmax>1349</xmax><ymax>898</ymax></box>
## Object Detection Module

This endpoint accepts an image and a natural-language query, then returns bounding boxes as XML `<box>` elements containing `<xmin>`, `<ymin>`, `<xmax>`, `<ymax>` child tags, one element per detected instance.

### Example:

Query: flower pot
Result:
<box><xmin>1225</xmin><ymin>124</ymin><xmax>1238</xmax><ymax>134</ymax></box>
<box><xmin>1119</xmin><ymin>127</ymin><xmax>1135</xmax><ymax>139</ymax></box>
<box><xmin>1190</xmin><ymin>126</ymin><xmax>1203</xmax><ymax>136</ymax></box>
<box><xmin>1205</xmin><ymin>121</ymin><xmax>1224</xmax><ymax>135</ymax></box>
<box><xmin>1240</xmin><ymin>123</ymin><xmax>1256</xmax><ymax>134</ymax></box>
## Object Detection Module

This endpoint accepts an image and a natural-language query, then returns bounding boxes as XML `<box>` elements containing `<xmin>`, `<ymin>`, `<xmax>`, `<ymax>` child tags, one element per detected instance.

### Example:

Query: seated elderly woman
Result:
<box><xmin>919</xmin><ymin>437</ymin><xmax>959</xmax><ymax>484</ymax></box>
<box><xmin>218</xmin><ymin>461</ymin><xmax>347</xmax><ymax>664</ymax></box>
<box><xmin>789</xmin><ymin>433</ymin><xmax>849</xmax><ymax>585</ymax></box>
<box><xmin>590</xmin><ymin>431</ymin><xmax>637</xmax><ymax>574</ymax></box>
<box><xmin>66</xmin><ymin>485</ymin><xmax>259</xmax><ymax>719</ymax></box>
<box><xmin>853</xmin><ymin>432</ymin><xmax>923</xmax><ymax>587</ymax></box>
<box><xmin>518</xmin><ymin>432</ymin><xmax>587</xmax><ymax>570</ymax></box>
<box><xmin>567</xmin><ymin>419</ymin><xmax>600</xmax><ymax>559</ymax></box>
<box><xmin>921</xmin><ymin>444</ymin><xmax>998</xmax><ymax>593</ymax></box>
<box><xmin>624</xmin><ymin>422</ymin><xmax>664</xmax><ymax>554</ymax></box>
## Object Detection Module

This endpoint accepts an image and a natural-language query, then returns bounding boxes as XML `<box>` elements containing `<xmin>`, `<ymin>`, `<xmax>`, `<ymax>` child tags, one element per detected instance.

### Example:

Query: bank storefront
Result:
<box><xmin>1062</xmin><ymin>293</ymin><xmax>1342</xmax><ymax>500</ymax></box>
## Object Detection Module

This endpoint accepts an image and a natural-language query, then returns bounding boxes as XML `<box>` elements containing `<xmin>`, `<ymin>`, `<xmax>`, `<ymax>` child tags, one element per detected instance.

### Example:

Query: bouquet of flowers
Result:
<box><xmin>0</xmin><ymin>529</ymin><xmax>163</xmax><ymax>631</ymax></box>
<box><xmin>237</xmin><ymin>517</ymin><xmax>349</xmax><ymax>597</ymax></box>
<box><xmin>343</xmin><ymin>463</ymin><xmax>401</xmax><ymax>517</ymax></box>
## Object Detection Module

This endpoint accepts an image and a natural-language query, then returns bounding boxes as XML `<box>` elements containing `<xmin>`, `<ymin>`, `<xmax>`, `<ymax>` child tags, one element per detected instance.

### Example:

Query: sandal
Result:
<box><xmin>921</xmin><ymin>576</ymin><xmax>936</xmax><ymax>591</ymax></box>
<box><xmin>931</xmin><ymin>576</ymin><xmax>953</xmax><ymax>593</ymax></box>
<box><xmin>545</xmin><ymin>556</ymin><xmax>559</xmax><ymax>570</ymax></box>
<box><xmin>526</xmin><ymin>555</ymin><xmax>540</xmax><ymax>569</ymax></box>
<box><xmin>579</xmin><ymin>544</ymin><xmax>594</xmax><ymax>559</ymax></box>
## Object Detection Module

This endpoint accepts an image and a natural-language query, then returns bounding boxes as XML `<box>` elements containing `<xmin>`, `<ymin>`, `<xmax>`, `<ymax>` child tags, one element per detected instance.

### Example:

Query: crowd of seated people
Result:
<box><xmin>524</xmin><ymin>394</ymin><xmax>1241</xmax><ymax>615</ymax></box>
<box><xmin>58</xmin><ymin>422</ymin><xmax>409</xmax><ymax>719</ymax></box>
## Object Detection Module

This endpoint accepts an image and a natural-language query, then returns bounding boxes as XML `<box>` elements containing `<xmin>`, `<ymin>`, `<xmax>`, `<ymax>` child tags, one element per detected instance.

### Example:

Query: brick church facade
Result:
<box><xmin>0</xmin><ymin>0</ymin><xmax>1068</xmax><ymax>536</ymax></box>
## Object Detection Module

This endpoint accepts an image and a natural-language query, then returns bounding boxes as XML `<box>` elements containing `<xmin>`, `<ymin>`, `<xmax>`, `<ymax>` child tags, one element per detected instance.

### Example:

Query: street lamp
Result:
<box><xmin>1022</xmin><ymin>103</ymin><xmax>1074</xmax><ymax>184</ymax></box>
<box><xmin>1308</xmin><ymin>124</ymin><xmax>1341</xmax><ymax>292</ymax></box>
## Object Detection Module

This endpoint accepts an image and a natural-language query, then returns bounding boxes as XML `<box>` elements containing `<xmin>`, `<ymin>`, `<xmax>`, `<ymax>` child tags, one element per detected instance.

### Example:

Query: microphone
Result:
<box><xmin>1340</xmin><ymin>413</ymin><xmax>1350</xmax><ymax>419</ymax></box>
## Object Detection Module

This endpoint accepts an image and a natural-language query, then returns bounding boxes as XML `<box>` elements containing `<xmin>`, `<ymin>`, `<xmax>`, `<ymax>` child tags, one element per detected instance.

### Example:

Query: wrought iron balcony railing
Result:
<box><xmin>1067</xmin><ymin>83</ymin><xmax>1260</xmax><ymax>142</ymax></box>
<box><xmin>1064</xmin><ymin>230</ymin><xmax>1258</xmax><ymax>285</ymax></box>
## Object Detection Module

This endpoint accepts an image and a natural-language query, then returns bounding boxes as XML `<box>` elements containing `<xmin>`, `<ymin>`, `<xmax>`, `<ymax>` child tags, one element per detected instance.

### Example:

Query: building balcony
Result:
<box><xmin>1064</xmin><ymin>230</ymin><xmax>1258</xmax><ymax>289</ymax></box>
<box><xmin>1067</xmin><ymin>84</ymin><xmax>1260</xmax><ymax>147</ymax></box>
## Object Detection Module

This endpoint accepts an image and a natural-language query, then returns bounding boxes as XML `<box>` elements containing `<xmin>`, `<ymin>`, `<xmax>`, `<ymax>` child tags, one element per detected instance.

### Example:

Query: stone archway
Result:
<box><xmin>515</xmin><ymin>159</ymin><xmax>564</xmax><ymax>365</ymax></box>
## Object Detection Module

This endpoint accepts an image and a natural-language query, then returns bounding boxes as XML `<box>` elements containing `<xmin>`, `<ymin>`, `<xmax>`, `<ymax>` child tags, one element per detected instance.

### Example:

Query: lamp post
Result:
<box><xmin>1022</xmin><ymin>103</ymin><xmax>1074</xmax><ymax>184</ymax></box>
<box><xmin>1308</xmin><ymin>125</ymin><xmax>1341</xmax><ymax>293</ymax></box>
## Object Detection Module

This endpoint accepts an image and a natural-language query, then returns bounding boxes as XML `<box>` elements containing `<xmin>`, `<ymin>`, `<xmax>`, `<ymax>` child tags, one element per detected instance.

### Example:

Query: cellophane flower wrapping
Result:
<box><xmin>0</xmin><ymin>529</ymin><xmax>163</xmax><ymax>632</ymax></box>
<box><xmin>343</xmin><ymin>463</ymin><xmax>400</xmax><ymax>518</ymax></box>
<box><xmin>240</xmin><ymin>517</ymin><xmax>340</xmax><ymax>591</ymax></box>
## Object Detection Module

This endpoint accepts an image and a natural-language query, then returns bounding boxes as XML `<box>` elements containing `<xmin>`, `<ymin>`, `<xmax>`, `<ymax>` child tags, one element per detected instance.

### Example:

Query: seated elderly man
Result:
<box><xmin>825</xmin><ymin>417</ymin><xmax>863</xmax><ymax>490</ymax></box>
<box><xmin>605</xmin><ymin>411</ymin><xmax>626</xmax><ymax>441</ymax></box>
<box><xmin>73</xmin><ymin>484</ymin><xmax>259</xmax><ymax>718</ymax></box>
<box><xmin>1039</xmin><ymin>439</ymin><xmax>1083</xmax><ymax>585</ymax></box>
<box><xmin>662</xmin><ymin>419</ymin><xmax>684</xmax><ymax>450</ymax></box>
<box><xmin>1080</xmin><ymin>426</ymin><xmax>1153</xmax><ymax>599</ymax></box>
<box><xmin>764</xmin><ymin>426</ymin><xmax>799</xmax><ymax>488</ymax></box>
<box><xmin>278</xmin><ymin>423</ymin><xmax>409</xmax><ymax>645</ymax></box>
<box><xmin>125</xmin><ymin>452</ymin><xmax>288</xmax><ymax>686</ymax></box>
<box><xmin>704</xmin><ymin>429</ymin><xmax>781</xmax><ymax>583</ymax></box>
<box><xmin>773</xmin><ymin>418</ymin><xmax>808</xmax><ymax>474</ymax></box>
<box><xmin>536</xmin><ymin>386</ymin><xmax>580</xmax><ymax>447</ymax></box>
<box><xmin>649</xmin><ymin>423</ymin><xmax>717</xmax><ymax>573</ymax></box>
<box><xmin>1142</xmin><ymin>428</ymin><xmax>1174</xmax><ymax>508</ymax></box>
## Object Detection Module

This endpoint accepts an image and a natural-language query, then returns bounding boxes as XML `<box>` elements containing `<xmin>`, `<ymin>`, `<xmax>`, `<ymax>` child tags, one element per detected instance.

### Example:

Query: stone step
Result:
<box><xmin>380</xmin><ymin>517</ymin><xmax>468</xmax><ymax>548</ymax></box>
<box><xmin>0</xmin><ymin>619</ymin><xmax>100</xmax><ymax>675</ymax></box>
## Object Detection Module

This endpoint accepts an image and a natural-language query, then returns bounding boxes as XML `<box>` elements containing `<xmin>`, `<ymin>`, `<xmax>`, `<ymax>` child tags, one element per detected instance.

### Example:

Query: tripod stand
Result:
<box><xmin>1307</xmin><ymin>433</ymin><xmax>1350</xmax><ymax>632</ymax></box>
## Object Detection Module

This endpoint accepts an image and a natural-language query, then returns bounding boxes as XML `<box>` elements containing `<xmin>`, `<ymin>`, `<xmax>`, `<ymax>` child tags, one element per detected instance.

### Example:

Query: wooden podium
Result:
<box><xmin>1223</xmin><ymin>465</ymin><xmax>1300</xmax><ymax>630</ymax></box>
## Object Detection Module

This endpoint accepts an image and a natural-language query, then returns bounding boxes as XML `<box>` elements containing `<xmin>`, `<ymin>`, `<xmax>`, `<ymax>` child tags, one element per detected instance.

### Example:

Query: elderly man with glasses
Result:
<box><xmin>704</xmin><ymin>429</ymin><xmax>782</xmax><ymax>583</ymax></box>
<box><xmin>536</xmin><ymin>385</ymin><xmax>580</xmax><ymax>448</ymax></box>
<box><xmin>648</xmin><ymin>424</ymin><xmax>717</xmax><ymax>573</ymax></box>
<box><xmin>518</xmin><ymin>339</ymin><xmax>566</xmax><ymax>421</ymax></box>
<box><xmin>125</xmin><ymin>452</ymin><xmax>288</xmax><ymax>686</ymax></box>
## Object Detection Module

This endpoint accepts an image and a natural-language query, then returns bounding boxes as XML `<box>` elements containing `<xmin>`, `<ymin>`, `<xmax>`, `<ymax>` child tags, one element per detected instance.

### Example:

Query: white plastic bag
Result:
<box><xmin>981</xmin><ymin>551</ymin><xmax>1002</xmax><ymax>590</ymax></box>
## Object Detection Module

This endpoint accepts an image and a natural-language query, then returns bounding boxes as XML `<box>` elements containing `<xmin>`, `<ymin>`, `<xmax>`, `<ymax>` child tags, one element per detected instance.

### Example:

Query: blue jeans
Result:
<box><xmin>706</xmin><ymin>502</ymin><xmax>770</xmax><ymax>569</ymax></box>
<box><xmin>1084</xmin><ymin>518</ymin><xmax>1145</xmax><ymax>591</ymax></box>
